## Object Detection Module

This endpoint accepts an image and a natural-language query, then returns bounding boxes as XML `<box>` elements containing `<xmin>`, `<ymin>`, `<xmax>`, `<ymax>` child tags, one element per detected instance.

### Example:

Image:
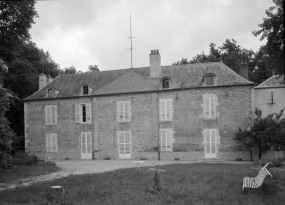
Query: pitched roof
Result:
<box><xmin>24</xmin><ymin>62</ymin><xmax>254</xmax><ymax>101</ymax></box>
<box><xmin>255</xmin><ymin>75</ymin><xmax>285</xmax><ymax>89</ymax></box>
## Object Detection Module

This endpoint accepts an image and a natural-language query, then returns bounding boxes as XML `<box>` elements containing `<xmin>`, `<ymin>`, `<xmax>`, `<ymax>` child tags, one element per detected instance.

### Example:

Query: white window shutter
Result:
<box><xmin>267</xmin><ymin>91</ymin><xmax>272</xmax><ymax>103</ymax></box>
<box><xmin>202</xmin><ymin>130</ymin><xmax>205</xmax><ymax>146</ymax></box>
<box><xmin>52</xmin><ymin>134</ymin><xmax>58</xmax><ymax>152</ymax></box>
<box><xmin>204</xmin><ymin>97</ymin><xmax>210</xmax><ymax>118</ymax></box>
<box><xmin>55</xmin><ymin>105</ymin><xmax>58</xmax><ymax>124</ymax></box>
<box><xmin>51</xmin><ymin>106</ymin><xmax>56</xmax><ymax>124</ymax></box>
<box><xmin>160</xmin><ymin>99</ymin><xmax>166</xmax><ymax>121</ymax></box>
<box><xmin>45</xmin><ymin>106</ymin><xmax>48</xmax><ymax>125</ymax></box>
<box><xmin>117</xmin><ymin>102</ymin><xmax>124</xmax><ymax>121</ymax></box>
<box><xmin>210</xmin><ymin>97</ymin><xmax>217</xmax><ymax>118</ymax></box>
<box><xmin>75</xmin><ymin>104</ymin><xmax>81</xmax><ymax>123</ymax></box>
<box><xmin>165</xmin><ymin>99</ymin><xmax>171</xmax><ymax>120</ymax></box>
<box><xmin>46</xmin><ymin>133</ymin><xmax>50</xmax><ymax>152</ymax></box>
<box><xmin>86</xmin><ymin>104</ymin><xmax>91</xmax><ymax>123</ymax></box>
<box><xmin>170</xmin><ymin>98</ymin><xmax>173</xmax><ymax>120</ymax></box>
<box><xmin>128</xmin><ymin>101</ymin><xmax>131</xmax><ymax>121</ymax></box>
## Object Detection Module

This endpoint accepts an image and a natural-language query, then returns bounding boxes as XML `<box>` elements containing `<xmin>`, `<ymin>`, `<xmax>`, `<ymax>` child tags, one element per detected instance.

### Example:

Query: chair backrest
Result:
<box><xmin>254</xmin><ymin>167</ymin><xmax>272</xmax><ymax>187</ymax></box>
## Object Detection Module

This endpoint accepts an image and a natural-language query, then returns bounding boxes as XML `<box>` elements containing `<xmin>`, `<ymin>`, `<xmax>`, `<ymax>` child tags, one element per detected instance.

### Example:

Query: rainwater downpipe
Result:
<box><xmin>157</xmin><ymin>90</ymin><xmax>160</xmax><ymax>161</ymax></box>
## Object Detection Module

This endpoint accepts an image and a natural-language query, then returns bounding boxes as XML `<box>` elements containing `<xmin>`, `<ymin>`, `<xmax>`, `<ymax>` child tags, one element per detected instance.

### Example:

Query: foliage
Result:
<box><xmin>152</xmin><ymin>170</ymin><xmax>162</xmax><ymax>192</ymax></box>
<box><xmin>0</xmin><ymin>86</ymin><xmax>16</xmax><ymax>169</ymax></box>
<box><xmin>87</xmin><ymin>65</ymin><xmax>99</xmax><ymax>72</ymax></box>
<box><xmin>63</xmin><ymin>66</ymin><xmax>77</xmax><ymax>74</ymax></box>
<box><xmin>252</xmin><ymin>0</ymin><xmax>284</xmax><ymax>75</ymax></box>
<box><xmin>12</xmin><ymin>151</ymin><xmax>40</xmax><ymax>166</ymax></box>
<box><xmin>234</xmin><ymin>108</ymin><xmax>285</xmax><ymax>159</ymax></box>
<box><xmin>0</xmin><ymin>0</ymin><xmax>38</xmax><ymax>63</ymax></box>
<box><xmin>0</xmin><ymin>164</ymin><xmax>284</xmax><ymax>204</ymax></box>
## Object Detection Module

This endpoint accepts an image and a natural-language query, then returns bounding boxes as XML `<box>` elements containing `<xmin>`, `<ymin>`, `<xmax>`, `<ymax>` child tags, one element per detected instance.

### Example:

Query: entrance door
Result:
<box><xmin>81</xmin><ymin>132</ymin><xmax>92</xmax><ymax>159</ymax></box>
<box><xmin>205</xmin><ymin>130</ymin><xmax>217</xmax><ymax>158</ymax></box>
<box><xmin>118</xmin><ymin>131</ymin><xmax>132</xmax><ymax>159</ymax></box>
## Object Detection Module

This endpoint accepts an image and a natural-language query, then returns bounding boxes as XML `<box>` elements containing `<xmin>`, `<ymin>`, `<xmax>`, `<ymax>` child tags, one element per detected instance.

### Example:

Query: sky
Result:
<box><xmin>30</xmin><ymin>0</ymin><xmax>274</xmax><ymax>72</ymax></box>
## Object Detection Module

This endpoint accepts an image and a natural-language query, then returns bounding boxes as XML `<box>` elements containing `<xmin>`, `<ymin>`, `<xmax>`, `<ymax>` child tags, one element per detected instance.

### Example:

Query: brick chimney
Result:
<box><xmin>39</xmin><ymin>73</ymin><xmax>47</xmax><ymax>90</ymax></box>
<box><xmin>239</xmin><ymin>59</ymin><xmax>248</xmax><ymax>80</ymax></box>
<box><xmin>150</xmin><ymin>49</ymin><xmax>161</xmax><ymax>78</ymax></box>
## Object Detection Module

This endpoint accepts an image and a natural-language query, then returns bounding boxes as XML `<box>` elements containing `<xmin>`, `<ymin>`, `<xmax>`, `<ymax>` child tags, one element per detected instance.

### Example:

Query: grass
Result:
<box><xmin>0</xmin><ymin>161</ymin><xmax>60</xmax><ymax>183</ymax></box>
<box><xmin>0</xmin><ymin>163</ymin><xmax>284</xmax><ymax>205</ymax></box>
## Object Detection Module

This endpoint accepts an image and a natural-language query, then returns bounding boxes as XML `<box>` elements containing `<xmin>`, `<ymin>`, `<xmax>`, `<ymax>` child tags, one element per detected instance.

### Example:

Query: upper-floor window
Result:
<box><xmin>75</xmin><ymin>103</ymin><xmax>91</xmax><ymax>124</ymax></box>
<box><xmin>48</xmin><ymin>88</ymin><xmax>55</xmax><ymax>97</ymax></box>
<box><xmin>45</xmin><ymin>105</ymin><xmax>58</xmax><ymax>125</ymax></box>
<box><xmin>203</xmin><ymin>74</ymin><xmax>216</xmax><ymax>86</ymax></box>
<box><xmin>203</xmin><ymin>94</ymin><xmax>217</xmax><ymax>119</ymax></box>
<box><xmin>46</xmin><ymin>133</ymin><xmax>58</xmax><ymax>152</ymax></box>
<box><xmin>160</xmin><ymin>98</ymin><xmax>173</xmax><ymax>121</ymax></box>
<box><xmin>83</xmin><ymin>85</ymin><xmax>89</xmax><ymax>95</ymax></box>
<box><xmin>162</xmin><ymin>77</ymin><xmax>170</xmax><ymax>89</ymax></box>
<box><xmin>117</xmin><ymin>101</ymin><xmax>131</xmax><ymax>122</ymax></box>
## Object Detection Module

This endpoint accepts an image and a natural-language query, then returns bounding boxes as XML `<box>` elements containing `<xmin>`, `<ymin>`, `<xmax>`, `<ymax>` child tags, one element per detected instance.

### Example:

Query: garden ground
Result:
<box><xmin>0</xmin><ymin>161</ymin><xmax>284</xmax><ymax>205</ymax></box>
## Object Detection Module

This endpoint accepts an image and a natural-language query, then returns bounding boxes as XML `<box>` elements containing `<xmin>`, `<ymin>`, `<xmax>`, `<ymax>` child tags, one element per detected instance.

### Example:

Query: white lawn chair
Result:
<box><xmin>242</xmin><ymin>162</ymin><xmax>272</xmax><ymax>193</ymax></box>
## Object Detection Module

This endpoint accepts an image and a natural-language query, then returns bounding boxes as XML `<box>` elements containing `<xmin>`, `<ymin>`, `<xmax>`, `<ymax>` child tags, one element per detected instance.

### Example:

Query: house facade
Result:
<box><xmin>24</xmin><ymin>50</ymin><xmax>255</xmax><ymax>161</ymax></box>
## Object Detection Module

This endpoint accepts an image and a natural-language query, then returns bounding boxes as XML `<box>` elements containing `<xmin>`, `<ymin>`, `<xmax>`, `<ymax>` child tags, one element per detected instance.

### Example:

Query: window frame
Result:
<box><xmin>203</xmin><ymin>74</ymin><xmax>216</xmax><ymax>86</ymax></box>
<box><xmin>47</xmin><ymin>88</ymin><xmax>55</xmax><ymax>97</ymax></box>
<box><xmin>45</xmin><ymin>105</ymin><xmax>58</xmax><ymax>125</ymax></box>
<box><xmin>162</xmin><ymin>77</ymin><xmax>170</xmax><ymax>89</ymax></box>
<box><xmin>75</xmin><ymin>103</ymin><xmax>92</xmax><ymax>124</ymax></box>
<box><xmin>82</xmin><ymin>85</ymin><xmax>89</xmax><ymax>95</ymax></box>
<box><xmin>203</xmin><ymin>94</ymin><xmax>217</xmax><ymax>119</ymax></box>
<box><xmin>160</xmin><ymin>128</ymin><xmax>173</xmax><ymax>152</ymax></box>
<box><xmin>46</xmin><ymin>133</ymin><xmax>58</xmax><ymax>152</ymax></box>
<box><xmin>117</xmin><ymin>101</ymin><xmax>131</xmax><ymax>122</ymax></box>
<box><xmin>159</xmin><ymin>98</ymin><xmax>173</xmax><ymax>121</ymax></box>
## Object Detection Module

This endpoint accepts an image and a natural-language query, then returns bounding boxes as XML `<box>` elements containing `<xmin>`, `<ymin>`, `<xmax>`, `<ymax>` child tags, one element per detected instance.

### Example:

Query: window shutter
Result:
<box><xmin>47</xmin><ymin>106</ymin><xmax>52</xmax><ymax>125</ymax></box>
<box><xmin>46</xmin><ymin>133</ymin><xmax>51</xmax><ymax>152</ymax></box>
<box><xmin>86</xmin><ymin>104</ymin><xmax>91</xmax><ymax>123</ymax></box>
<box><xmin>160</xmin><ymin>99</ymin><xmax>166</xmax><ymax>121</ymax></box>
<box><xmin>126</xmin><ymin>101</ymin><xmax>131</xmax><ymax>121</ymax></box>
<box><xmin>55</xmin><ymin>106</ymin><xmax>58</xmax><ymax>124</ymax></box>
<box><xmin>52</xmin><ymin>134</ymin><xmax>58</xmax><ymax>152</ymax></box>
<box><xmin>210</xmin><ymin>97</ymin><xmax>216</xmax><ymax>118</ymax></box>
<box><xmin>170</xmin><ymin>99</ymin><xmax>174</xmax><ymax>120</ymax></box>
<box><xmin>75</xmin><ymin>104</ymin><xmax>81</xmax><ymax>123</ymax></box>
<box><xmin>51</xmin><ymin>106</ymin><xmax>56</xmax><ymax>124</ymax></box>
<box><xmin>165</xmin><ymin>99</ymin><xmax>172</xmax><ymax>121</ymax></box>
<box><xmin>45</xmin><ymin>106</ymin><xmax>48</xmax><ymax>125</ymax></box>
<box><xmin>117</xmin><ymin>102</ymin><xmax>124</xmax><ymax>121</ymax></box>
<box><xmin>271</xmin><ymin>91</ymin><xmax>275</xmax><ymax>104</ymax></box>
<box><xmin>267</xmin><ymin>91</ymin><xmax>272</xmax><ymax>104</ymax></box>
<box><xmin>204</xmin><ymin>97</ymin><xmax>210</xmax><ymax>118</ymax></box>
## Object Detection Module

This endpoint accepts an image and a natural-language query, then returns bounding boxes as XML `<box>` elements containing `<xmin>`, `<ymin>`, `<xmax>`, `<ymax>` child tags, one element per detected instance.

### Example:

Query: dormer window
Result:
<box><xmin>203</xmin><ymin>74</ymin><xmax>216</xmax><ymax>86</ymax></box>
<box><xmin>162</xmin><ymin>77</ymin><xmax>171</xmax><ymax>89</ymax></box>
<box><xmin>47</xmin><ymin>88</ymin><xmax>55</xmax><ymax>97</ymax></box>
<box><xmin>83</xmin><ymin>85</ymin><xmax>89</xmax><ymax>95</ymax></box>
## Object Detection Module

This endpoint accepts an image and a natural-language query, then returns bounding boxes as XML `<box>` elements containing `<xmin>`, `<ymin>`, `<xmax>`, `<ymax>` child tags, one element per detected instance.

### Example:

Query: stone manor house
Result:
<box><xmin>24</xmin><ymin>50</ymin><xmax>256</xmax><ymax>161</ymax></box>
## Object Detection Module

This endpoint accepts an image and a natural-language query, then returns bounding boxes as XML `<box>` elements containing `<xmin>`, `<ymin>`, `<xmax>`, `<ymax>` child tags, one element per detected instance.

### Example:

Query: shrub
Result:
<box><xmin>236</xmin><ymin>158</ymin><xmax>243</xmax><ymax>161</ymax></box>
<box><xmin>272</xmin><ymin>159</ymin><xmax>284</xmax><ymax>167</ymax></box>
<box><xmin>12</xmin><ymin>152</ymin><xmax>39</xmax><ymax>166</ymax></box>
<box><xmin>174</xmin><ymin>158</ymin><xmax>180</xmax><ymax>161</ymax></box>
<box><xmin>103</xmin><ymin>157</ymin><xmax>110</xmax><ymax>160</ymax></box>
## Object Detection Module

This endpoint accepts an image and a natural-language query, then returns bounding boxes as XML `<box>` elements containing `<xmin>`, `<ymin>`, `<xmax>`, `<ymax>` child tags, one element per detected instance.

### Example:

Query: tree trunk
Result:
<box><xmin>258</xmin><ymin>142</ymin><xmax>262</xmax><ymax>160</ymax></box>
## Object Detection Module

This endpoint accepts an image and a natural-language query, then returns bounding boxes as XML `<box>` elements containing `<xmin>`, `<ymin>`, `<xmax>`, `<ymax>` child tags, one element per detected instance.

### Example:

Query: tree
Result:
<box><xmin>0</xmin><ymin>1</ymin><xmax>38</xmax><ymax>63</ymax></box>
<box><xmin>253</xmin><ymin>0</ymin><xmax>284</xmax><ymax>75</ymax></box>
<box><xmin>87</xmin><ymin>65</ymin><xmax>99</xmax><ymax>72</ymax></box>
<box><xmin>0</xmin><ymin>86</ymin><xmax>16</xmax><ymax>169</ymax></box>
<box><xmin>64</xmin><ymin>66</ymin><xmax>77</xmax><ymax>74</ymax></box>
<box><xmin>235</xmin><ymin>108</ymin><xmax>285</xmax><ymax>160</ymax></box>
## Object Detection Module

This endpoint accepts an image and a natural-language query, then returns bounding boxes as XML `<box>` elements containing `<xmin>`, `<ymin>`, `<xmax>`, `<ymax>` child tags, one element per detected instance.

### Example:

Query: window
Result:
<box><xmin>204</xmin><ymin>95</ymin><xmax>217</xmax><ymax>118</ymax></box>
<box><xmin>117</xmin><ymin>101</ymin><xmax>131</xmax><ymax>122</ymax></box>
<box><xmin>162</xmin><ymin>78</ymin><xmax>170</xmax><ymax>89</ymax></box>
<box><xmin>160</xmin><ymin>98</ymin><xmax>173</xmax><ymax>121</ymax></box>
<box><xmin>75</xmin><ymin>103</ymin><xmax>91</xmax><ymax>123</ymax></box>
<box><xmin>267</xmin><ymin>91</ymin><xmax>275</xmax><ymax>104</ymax></box>
<box><xmin>46</xmin><ymin>133</ymin><xmax>57</xmax><ymax>152</ymax></box>
<box><xmin>45</xmin><ymin>105</ymin><xmax>58</xmax><ymax>125</ymax></box>
<box><xmin>83</xmin><ymin>85</ymin><xmax>89</xmax><ymax>95</ymax></box>
<box><xmin>47</xmin><ymin>88</ymin><xmax>55</xmax><ymax>97</ymax></box>
<box><xmin>204</xmin><ymin>74</ymin><xmax>215</xmax><ymax>86</ymax></box>
<box><xmin>160</xmin><ymin>129</ymin><xmax>173</xmax><ymax>151</ymax></box>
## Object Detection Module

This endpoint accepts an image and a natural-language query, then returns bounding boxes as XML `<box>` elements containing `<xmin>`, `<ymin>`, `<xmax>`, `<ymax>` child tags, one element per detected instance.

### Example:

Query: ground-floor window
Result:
<box><xmin>160</xmin><ymin>128</ymin><xmax>173</xmax><ymax>151</ymax></box>
<box><xmin>46</xmin><ymin>133</ymin><xmax>58</xmax><ymax>152</ymax></box>
<box><xmin>118</xmin><ymin>131</ymin><xmax>132</xmax><ymax>159</ymax></box>
<box><xmin>203</xmin><ymin>129</ymin><xmax>219</xmax><ymax>158</ymax></box>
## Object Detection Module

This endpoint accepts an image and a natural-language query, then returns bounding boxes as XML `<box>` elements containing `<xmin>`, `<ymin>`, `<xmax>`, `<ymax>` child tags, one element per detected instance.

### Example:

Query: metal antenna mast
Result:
<box><xmin>128</xmin><ymin>14</ymin><xmax>134</xmax><ymax>68</ymax></box>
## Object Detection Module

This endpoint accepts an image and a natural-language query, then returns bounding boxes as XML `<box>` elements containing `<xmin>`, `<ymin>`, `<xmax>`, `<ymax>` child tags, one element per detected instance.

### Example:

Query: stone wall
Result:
<box><xmin>25</xmin><ymin>85</ymin><xmax>254</xmax><ymax>161</ymax></box>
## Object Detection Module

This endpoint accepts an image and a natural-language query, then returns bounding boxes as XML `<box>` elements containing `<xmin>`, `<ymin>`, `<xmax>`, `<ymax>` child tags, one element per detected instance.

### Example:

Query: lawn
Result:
<box><xmin>0</xmin><ymin>163</ymin><xmax>284</xmax><ymax>205</ymax></box>
<box><xmin>0</xmin><ymin>161</ymin><xmax>60</xmax><ymax>183</ymax></box>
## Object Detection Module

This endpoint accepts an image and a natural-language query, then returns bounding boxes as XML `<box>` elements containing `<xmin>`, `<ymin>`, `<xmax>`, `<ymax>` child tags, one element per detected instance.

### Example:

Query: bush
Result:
<box><xmin>236</xmin><ymin>158</ymin><xmax>243</xmax><ymax>161</ymax></box>
<box><xmin>272</xmin><ymin>159</ymin><xmax>284</xmax><ymax>167</ymax></box>
<box><xmin>12</xmin><ymin>152</ymin><xmax>39</xmax><ymax>166</ymax></box>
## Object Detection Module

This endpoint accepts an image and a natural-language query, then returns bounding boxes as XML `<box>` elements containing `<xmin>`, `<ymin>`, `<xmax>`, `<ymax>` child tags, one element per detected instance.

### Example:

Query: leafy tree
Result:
<box><xmin>0</xmin><ymin>0</ymin><xmax>38</xmax><ymax>63</ymax></box>
<box><xmin>87</xmin><ymin>65</ymin><xmax>99</xmax><ymax>72</ymax></box>
<box><xmin>64</xmin><ymin>66</ymin><xmax>77</xmax><ymax>74</ymax></box>
<box><xmin>253</xmin><ymin>0</ymin><xmax>284</xmax><ymax>75</ymax></box>
<box><xmin>235</xmin><ymin>108</ymin><xmax>285</xmax><ymax>160</ymax></box>
<box><xmin>0</xmin><ymin>86</ymin><xmax>16</xmax><ymax>168</ymax></box>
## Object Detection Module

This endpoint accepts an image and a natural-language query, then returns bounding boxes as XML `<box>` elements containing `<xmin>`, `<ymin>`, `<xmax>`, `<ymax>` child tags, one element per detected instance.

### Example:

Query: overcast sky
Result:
<box><xmin>30</xmin><ymin>0</ymin><xmax>274</xmax><ymax>72</ymax></box>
